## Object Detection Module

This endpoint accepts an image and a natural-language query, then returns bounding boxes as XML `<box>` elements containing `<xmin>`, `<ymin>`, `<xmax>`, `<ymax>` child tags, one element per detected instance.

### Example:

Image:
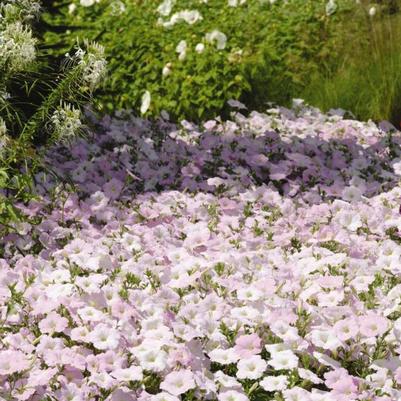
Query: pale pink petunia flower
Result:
<box><xmin>236</xmin><ymin>355</ymin><xmax>267</xmax><ymax>380</ymax></box>
<box><xmin>333</xmin><ymin>318</ymin><xmax>359</xmax><ymax>342</ymax></box>
<box><xmin>234</xmin><ymin>333</ymin><xmax>262</xmax><ymax>358</ymax></box>
<box><xmin>160</xmin><ymin>369</ymin><xmax>196</xmax><ymax>396</ymax></box>
<box><xmin>358</xmin><ymin>314</ymin><xmax>389</xmax><ymax>338</ymax></box>
<box><xmin>0</xmin><ymin>350</ymin><xmax>31</xmax><ymax>375</ymax></box>
<box><xmin>218</xmin><ymin>390</ymin><xmax>249</xmax><ymax>401</ymax></box>
<box><xmin>38</xmin><ymin>311</ymin><xmax>68</xmax><ymax>334</ymax></box>
<box><xmin>260</xmin><ymin>375</ymin><xmax>288</xmax><ymax>391</ymax></box>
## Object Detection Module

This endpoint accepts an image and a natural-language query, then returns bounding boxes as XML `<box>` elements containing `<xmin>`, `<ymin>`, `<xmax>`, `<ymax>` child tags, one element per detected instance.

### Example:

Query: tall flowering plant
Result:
<box><xmin>0</xmin><ymin>0</ymin><xmax>106</xmax><ymax>231</ymax></box>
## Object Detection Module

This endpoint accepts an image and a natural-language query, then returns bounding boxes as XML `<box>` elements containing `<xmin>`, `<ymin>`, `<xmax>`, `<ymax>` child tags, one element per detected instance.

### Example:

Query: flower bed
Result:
<box><xmin>2</xmin><ymin>104</ymin><xmax>401</xmax><ymax>401</ymax></box>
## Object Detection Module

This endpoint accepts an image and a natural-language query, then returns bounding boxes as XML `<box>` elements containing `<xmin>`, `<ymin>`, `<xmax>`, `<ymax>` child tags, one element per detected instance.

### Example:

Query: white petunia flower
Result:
<box><xmin>392</xmin><ymin>159</ymin><xmax>401</xmax><ymax>175</ymax></box>
<box><xmin>236</xmin><ymin>355</ymin><xmax>267</xmax><ymax>379</ymax></box>
<box><xmin>151</xmin><ymin>393</ymin><xmax>180</xmax><ymax>401</ymax></box>
<box><xmin>136</xmin><ymin>349</ymin><xmax>168</xmax><ymax>372</ymax></box>
<box><xmin>268</xmin><ymin>350</ymin><xmax>299</xmax><ymax>370</ymax></box>
<box><xmin>260</xmin><ymin>375</ymin><xmax>288</xmax><ymax>391</ymax></box>
<box><xmin>111</xmin><ymin>366</ymin><xmax>143</xmax><ymax>382</ymax></box>
<box><xmin>342</xmin><ymin>186</ymin><xmax>362</xmax><ymax>202</ymax></box>
<box><xmin>309</xmin><ymin>330</ymin><xmax>342</xmax><ymax>351</ymax></box>
<box><xmin>218</xmin><ymin>390</ymin><xmax>249</xmax><ymax>401</ymax></box>
<box><xmin>336</xmin><ymin>210</ymin><xmax>362</xmax><ymax>232</ymax></box>
<box><xmin>209</xmin><ymin>348</ymin><xmax>239</xmax><ymax>365</ymax></box>
<box><xmin>89</xmin><ymin>324</ymin><xmax>120</xmax><ymax>350</ymax></box>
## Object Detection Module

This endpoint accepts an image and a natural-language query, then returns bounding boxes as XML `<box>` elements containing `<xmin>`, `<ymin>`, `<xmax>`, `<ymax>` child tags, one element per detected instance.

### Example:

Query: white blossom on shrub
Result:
<box><xmin>0</xmin><ymin>22</ymin><xmax>36</xmax><ymax>71</ymax></box>
<box><xmin>206</xmin><ymin>30</ymin><xmax>227</xmax><ymax>50</ymax></box>
<box><xmin>160</xmin><ymin>9</ymin><xmax>202</xmax><ymax>27</ymax></box>
<box><xmin>140</xmin><ymin>91</ymin><xmax>151</xmax><ymax>114</ymax></box>
<box><xmin>50</xmin><ymin>103</ymin><xmax>82</xmax><ymax>142</ymax></box>
<box><xmin>0</xmin><ymin>118</ymin><xmax>8</xmax><ymax>155</ymax></box>
<box><xmin>73</xmin><ymin>42</ymin><xmax>107</xmax><ymax>90</ymax></box>
<box><xmin>157</xmin><ymin>0</ymin><xmax>175</xmax><ymax>16</ymax></box>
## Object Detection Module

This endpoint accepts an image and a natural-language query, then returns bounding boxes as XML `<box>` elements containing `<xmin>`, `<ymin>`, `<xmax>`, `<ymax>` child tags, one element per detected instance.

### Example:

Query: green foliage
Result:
<box><xmin>300</xmin><ymin>1</ymin><xmax>401</xmax><ymax>124</ymax></box>
<box><xmin>0</xmin><ymin>0</ymin><xmax>106</xmax><ymax>232</ymax></box>
<box><xmin>43</xmin><ymin>0</ymin><xmax>366</xmax><ymax>122</ymax></box>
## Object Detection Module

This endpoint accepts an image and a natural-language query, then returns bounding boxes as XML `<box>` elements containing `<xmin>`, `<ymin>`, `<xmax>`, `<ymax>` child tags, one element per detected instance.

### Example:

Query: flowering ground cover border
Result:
<box><xmin>2</xmin><ymin>104</ymin><xmax>401</xmax><ymax>401</ymax></box>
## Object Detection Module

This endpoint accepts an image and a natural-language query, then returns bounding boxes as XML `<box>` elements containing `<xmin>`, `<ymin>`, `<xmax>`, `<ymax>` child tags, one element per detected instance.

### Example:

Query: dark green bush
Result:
<box><xmin>43</xmin><ymin>0</ymin><xmax>364</xmax><ymax>122</ymax></box>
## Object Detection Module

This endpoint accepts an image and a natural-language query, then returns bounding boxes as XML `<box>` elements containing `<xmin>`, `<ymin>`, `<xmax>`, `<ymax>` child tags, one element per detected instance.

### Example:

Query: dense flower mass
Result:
<box><xmin>2</xmin><ymin>103</ymin><xmax>401</xmax><ymax>401</ymax></box>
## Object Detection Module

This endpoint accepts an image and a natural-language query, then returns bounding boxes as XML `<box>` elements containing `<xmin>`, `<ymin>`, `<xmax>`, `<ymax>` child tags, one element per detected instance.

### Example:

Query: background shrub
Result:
<box><xmin>44</xmin><ymin>0</ymin><xmax>370</xmax><ymax>122</ymax></box>
<box><xmin>301</xmin><ymin>0</ymin><xmax>401</xmax><ymax>125</ymax></box>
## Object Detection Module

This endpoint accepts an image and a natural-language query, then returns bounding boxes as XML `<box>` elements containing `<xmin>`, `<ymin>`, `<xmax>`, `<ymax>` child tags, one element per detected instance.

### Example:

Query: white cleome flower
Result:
<box><xmin>0</xmin><ymin>22</ymin><xmax>36</xmax><ymax>72</ymax></box>
<box><xmin>0</xmin><ymin>118</ymin><xmax>9</xmax><ymax>158</ymax></box>
<box><xmin>51</xmin><ymin>103</ymin><xmax>82</xmax><ymax>143</ymax></box>
<box><xmin>0</xmin><ymin>118</ymin><xmax>6</xmax><ymax>137</ymax></box>
<box><xmin>74</xmin><ymin>42</ymin><xmax>107</xmax><ymax>90</ymax></box>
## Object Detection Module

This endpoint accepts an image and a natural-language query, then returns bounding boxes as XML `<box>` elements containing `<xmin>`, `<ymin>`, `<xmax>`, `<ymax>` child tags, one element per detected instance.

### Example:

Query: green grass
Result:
<box><xmin>300</xmin><ymin>7</ymin><xmax>401</xmax><ymax>126</ymax></box>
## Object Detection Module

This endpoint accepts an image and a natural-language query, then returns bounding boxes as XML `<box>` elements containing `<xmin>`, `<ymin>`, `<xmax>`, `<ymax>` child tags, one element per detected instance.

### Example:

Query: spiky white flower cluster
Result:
<box><xmin>0</xmin><ymin>118</ymin><xmax>6</xmax><ymax>137</ymax></box>
<box><xmin>1</xmin><ymin>0</ymin><xmax>41</xmax><ymax>23</ymax></box>
<box><xmin>0</xmin><ymin>118</ymin><xmax>9</xmax><ymax>157</ymax></box>
<box><xmin>0</xmin><ymin>21</ymin><xmax>36</xmax><ymax>71</ymax></box>
<box><xmin>50</xmin><ymin>103</ymin><xmax>82</xmax><ymax>143</ymax></box>
<box><xmin>74</xmin><ymin>42</ymin><xmax>107</xmax><ymax>90</ymax></box>
<box><xmin>0</xmin><ymin>89</ymin><xmax>11</xmax><ymax>102</ymax></box>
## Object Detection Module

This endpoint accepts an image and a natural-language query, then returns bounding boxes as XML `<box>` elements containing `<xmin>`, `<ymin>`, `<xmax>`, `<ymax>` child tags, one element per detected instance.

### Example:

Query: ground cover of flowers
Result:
<box><xmin>3</xmin><ymin>104</ymin><xmax>401</xmax><ymax>401</ymax></box>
